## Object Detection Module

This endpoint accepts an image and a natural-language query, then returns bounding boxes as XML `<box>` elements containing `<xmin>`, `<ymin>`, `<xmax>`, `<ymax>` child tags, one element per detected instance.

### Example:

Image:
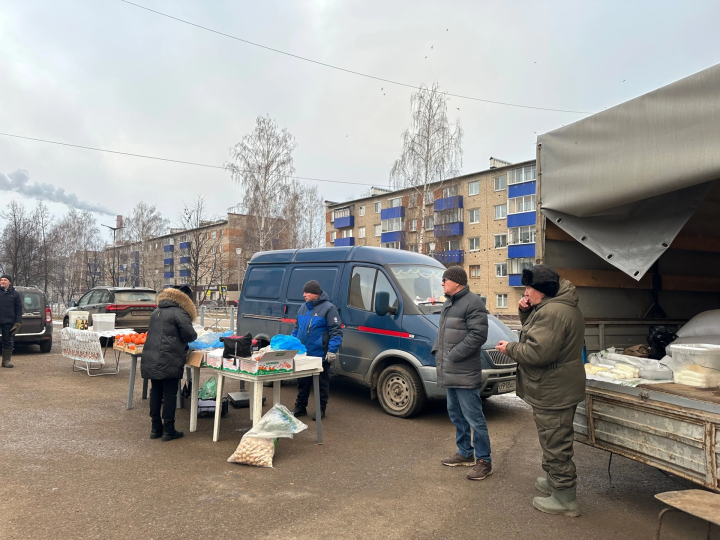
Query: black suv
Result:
<box><xmin>14</xmin><ymin>286</ymin><xmax>53</xmax><ymax>353</ymax></box>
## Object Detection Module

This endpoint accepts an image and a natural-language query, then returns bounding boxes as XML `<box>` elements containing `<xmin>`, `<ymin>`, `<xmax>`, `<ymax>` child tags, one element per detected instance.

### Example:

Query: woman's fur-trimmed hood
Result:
<box><xmin>157</xmin><ymin>287</ymin><xmax>197</xmax><ymax>320</ymax></box>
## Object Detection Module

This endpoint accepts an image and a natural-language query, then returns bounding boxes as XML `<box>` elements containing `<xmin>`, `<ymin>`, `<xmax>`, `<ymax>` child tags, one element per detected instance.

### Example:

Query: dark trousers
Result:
<box><xmin>1</xmin><ymin>323</ymin><xmax>15</xmax><ymax>351</ymax></box>
<box><xmin>149</xmin><ymin>378</ymin><xmax>180</xmax><ymax>428</ymax></box>
<box><xmin>296</xmin><ymin>362</ymin><xmax>330</xmax><ymax>409</ymax></box>
<box><xmin>532</xmin><ymin>405</ymin><xmax>578</xmax><ymax>490</ymax></box>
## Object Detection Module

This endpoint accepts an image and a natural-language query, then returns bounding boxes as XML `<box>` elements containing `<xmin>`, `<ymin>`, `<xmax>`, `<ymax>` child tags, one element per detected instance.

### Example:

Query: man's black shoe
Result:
<box><xmin>312</xmin><ymin>409</ymin><xmax>326</xmax><ymax>421</ymax></box>
<box><xmin>150</xmin><ymin>429</ymin><xmax>163</xmax><ymax>440</ymax></box>
<box><xmin>292</xmin><ymin>405</ymin><xmax>307</xmax><ymax>417</ymax></box>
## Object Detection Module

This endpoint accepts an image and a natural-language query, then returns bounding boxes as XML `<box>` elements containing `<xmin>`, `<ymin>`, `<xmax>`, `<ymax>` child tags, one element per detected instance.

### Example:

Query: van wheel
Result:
<box><xmin>377</xmin><ymin>364</ymin><xmax>426</xmax><ymax>418</ymax></box>
<box><xmin>39</xmin><ymin>338</ymin><xmax>52</xmax><ymax>353</ymax></box>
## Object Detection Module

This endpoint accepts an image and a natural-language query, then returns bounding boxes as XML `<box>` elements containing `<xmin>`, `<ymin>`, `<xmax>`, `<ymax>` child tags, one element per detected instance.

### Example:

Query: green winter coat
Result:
<box><xmin>505</xmin><ymin>280</ymin><xmax>586</xmax><ymax>410</ymax></box>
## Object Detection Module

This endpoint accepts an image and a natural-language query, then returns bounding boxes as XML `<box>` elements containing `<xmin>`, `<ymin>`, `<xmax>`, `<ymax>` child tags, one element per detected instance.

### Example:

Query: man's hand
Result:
<box><xmin>10</xmin><ymin>323</ymin><xmax>21</xmax><ymax>336</ymax></box>
<box><xmin>496</xmin><ymin>341</ymin><xmax>509</xmax><ymax>355</ymax></box>
<box><xmin>519</xmin><ymin>296</ymin><xmax>532</xmax><ymax>312</ymax></box>
<box><xmin>326</xmin><ymin>352</ymin><xmax>338</xmax><ymax>364</ymax></box>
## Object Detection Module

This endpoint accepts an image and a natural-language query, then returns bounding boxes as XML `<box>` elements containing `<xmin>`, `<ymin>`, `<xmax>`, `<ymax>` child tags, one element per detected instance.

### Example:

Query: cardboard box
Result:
<box><xmin>205</xmin><ymin>349</ymin><xmax>223</xmax><ymax>370</ymax></box>
<box><xmin>222</xmin><ymin>356</ymin><xmax>241</xmax><ymax>373</ymax></box>
<box><xmin>186</xmin><ymin>350</ymin><xmax>205</xmax><ymax>368</ymax></box>
<box><xmin>240</xmin><ymin>350</ymin><xmax>297</xmax><ymax>376</ymax></box>
<box><xmin>294</xmin><ymin>355</ymin><xmax>323</xmax><ymax>372</ymax></box>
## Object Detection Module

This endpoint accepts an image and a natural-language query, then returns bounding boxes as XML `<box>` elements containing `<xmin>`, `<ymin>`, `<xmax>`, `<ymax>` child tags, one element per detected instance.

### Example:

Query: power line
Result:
<box><xmin>118</xmin><ymin>0</ymin><xmax>592</xmax><ymax>115</ymax></box>
<box><xmin>0</xmin><ymin>132</ymin><xmax>378</xmax><ymax>187</ymax></box>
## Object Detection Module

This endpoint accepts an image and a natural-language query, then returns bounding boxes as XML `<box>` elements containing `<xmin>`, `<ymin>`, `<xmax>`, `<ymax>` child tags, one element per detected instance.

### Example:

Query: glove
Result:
<box><xmin>10</xmin><ymin>323</ymin><xmax>21</xmax><ymax>336</ymax></box>
<box><xmin>325</xmin><ymin>352</ymin><xmax>337</xmax><ymax>364</ymax></box>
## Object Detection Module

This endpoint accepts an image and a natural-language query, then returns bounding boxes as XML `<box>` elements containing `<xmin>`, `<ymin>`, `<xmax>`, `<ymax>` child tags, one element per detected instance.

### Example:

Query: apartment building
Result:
<box><xmin>325</xmin><ymin>158</ymin><xmax>538</xmax><ymax>314</ymax></box>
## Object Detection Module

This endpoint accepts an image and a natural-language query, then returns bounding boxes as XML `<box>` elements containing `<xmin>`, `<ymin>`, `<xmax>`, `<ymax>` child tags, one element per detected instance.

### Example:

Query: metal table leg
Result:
<box><xmin>273</xmin><ymin>380</ymin><xmax>282</xmax><ymax>405</ymax></box>
<box><xmin>126</xmin><ymin>354</ymin><xmax>138</xmax><ymax>410</ymax></box>
<box><xmin>313</xmin><ymin>373</ymin><xmax>323</xmax><ymax>444</ymax></box>
<box><xmin>212</xmin><ymin>373</ymin><xmax>225</xmax><ymax>442</ymax></box>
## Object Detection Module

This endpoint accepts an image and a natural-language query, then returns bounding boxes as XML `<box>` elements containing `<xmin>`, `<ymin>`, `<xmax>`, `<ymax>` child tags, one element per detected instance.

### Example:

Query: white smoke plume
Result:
<box><xmin>0</xmin><ymin>169</ymin><xmax>114</xmax><ymax>215</ymax></box>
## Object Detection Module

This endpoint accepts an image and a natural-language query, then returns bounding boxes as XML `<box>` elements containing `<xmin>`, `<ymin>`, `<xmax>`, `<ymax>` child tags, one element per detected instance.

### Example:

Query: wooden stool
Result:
<box><xmin>654</xmin><ymin>490</ymin><xmax>720</xmax><ymax>539</ymax></box>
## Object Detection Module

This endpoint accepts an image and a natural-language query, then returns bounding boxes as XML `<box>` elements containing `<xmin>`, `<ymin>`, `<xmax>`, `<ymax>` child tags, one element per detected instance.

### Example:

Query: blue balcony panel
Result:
<box><xmin>380</xmin><ymin>231</ymin><xmax>404</xmax><ymax>244</ymax></box>
<box><xmin>335</xmin><ymin>237</ymin><xmax>355</xmax><ymax>247</ymax></box>
<box><xmin>434</xmin><ymin>196</ymin><xmax>463</xmax><ymax>211</ymax></box>
<box><xmin>178</xmin><ymin>269</ymin><xmax>191</xmax><ymax>277</ymax></box>
<box><xmin>380</xmin><ymin>207</ymin><xmax>405</xmax><ymax>220</ymax></box>
<box><xmin>119</xmin><ymin>276</ymin><xmax>126</xmax><ymax>282</ymax></box>
<box><xmin>508</xmin><ymin>244</ymin><xmax>535</xmax><ymax>259</ymax></box>
<box><xmin>163</xmin><ymin>244</ymin><xmax>174</xmax><ymax>252</ymax></box>
<box><xmin>178</xmin><ymin>242</ymin><xmax>191</xmax><ymax>250</ymax></box>
<box><xmin>507</xmin><ymin>212</ymin><xmax>537</xmax><ymax>228</ymax></box>
<box><xmin>130</xmin><ymin>251</ymin><xmax>139</xmax><ymax>257</ymax></box>
<box><xmin>508</xmin><ymin>181</ymin><xmax>536</xmax><ymax>198</ymax></box>
<box><xmin>334</xmin><ymin>215</ymin><xmax>355</xmax><ymax>229</ymax></box>
<box><xmin>509</xmin><ymin>274</ymin><xmax>525</xmax><ymax>287</ymax></box>
<box><xmin>163</xmin><ymin>271</ymin><xmax>174</xmax><ymax>278</ymax></box>
<box><xmin>179</xmin><ymin>256</ymin><xmax>191</xmax><ymax>264</ymax></box>
<box><xmin>433</xmin><ymin>250</ymin><xmax>464</xmax><ymax>264</ymax></box>
<box><xmin>433</xmin><ymin>222</ymin><xmax>464</xmax><ymax>238</ymax></box>
<box><xmin>163</xmin><ymin>257</ymin><xmax>174</xmax><ymax>265</ymax></box>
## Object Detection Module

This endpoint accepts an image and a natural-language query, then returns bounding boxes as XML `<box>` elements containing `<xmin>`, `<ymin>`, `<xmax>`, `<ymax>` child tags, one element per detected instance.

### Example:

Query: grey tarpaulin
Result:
<box><xmin>538</xmin><ymin>62</ymin><xmax>720</xmax><ymax>280</ymax></box>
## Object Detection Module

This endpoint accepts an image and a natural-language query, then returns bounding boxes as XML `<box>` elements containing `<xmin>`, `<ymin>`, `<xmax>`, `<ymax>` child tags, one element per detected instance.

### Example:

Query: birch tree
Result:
<box><xmin>390</xmin><ymin>82</ymin><xmax>463</xmax><ymax>253</ymax></box>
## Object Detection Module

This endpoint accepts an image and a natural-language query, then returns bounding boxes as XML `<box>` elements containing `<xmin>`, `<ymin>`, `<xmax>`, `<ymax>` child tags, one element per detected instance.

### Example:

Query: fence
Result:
<box><xmin>197</xmin><ymin>306</ymin><xmax>237</xmax><ymax>332</ymax></box>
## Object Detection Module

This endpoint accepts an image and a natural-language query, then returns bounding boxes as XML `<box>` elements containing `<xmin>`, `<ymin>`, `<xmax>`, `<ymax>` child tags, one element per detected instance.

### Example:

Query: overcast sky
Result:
<box><xmin>1</xmin><ymin>0</ymin><xmax>719</xmax><ymax>238</ymax></box>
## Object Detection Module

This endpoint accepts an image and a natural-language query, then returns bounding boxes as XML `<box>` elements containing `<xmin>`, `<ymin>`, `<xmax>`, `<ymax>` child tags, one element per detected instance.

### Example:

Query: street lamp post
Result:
<box><xmin>101</xmin><ymin>223</ymin><xmax>125</xmax><ymax>286</ymax></box>
<box><xmin>235</xmin><ymin>247</ymin><xmax>243</xmax><ymax>302</ymax></box>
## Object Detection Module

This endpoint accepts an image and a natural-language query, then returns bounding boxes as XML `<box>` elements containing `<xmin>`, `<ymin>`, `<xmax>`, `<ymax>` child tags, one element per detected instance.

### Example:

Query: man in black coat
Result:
<box><xmin>141</xmin><ymin>285</ymin><xmax>197</xmax><ymax>441</ymax></box>
<box><xmin>431</xmin><ymin>266</ymin><xmax>492</xmax><ymax>481</ymax></box>
<box><xmin>0</xmin><ymin>274</ymin><xmax>23</xmax><ymax>368</ymax></box>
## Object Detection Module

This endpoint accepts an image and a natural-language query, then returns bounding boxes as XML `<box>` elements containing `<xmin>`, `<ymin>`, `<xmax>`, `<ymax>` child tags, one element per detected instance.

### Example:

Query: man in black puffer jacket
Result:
<box><xmin>432</xmin><ymin>266</ymin><xmax>492</xmax><ymax>481</ymax></box>
<box><xmin>141</xmin><ymin>286</ymin><xmax>197</xmax><ymax>441</ymax></box>
<box><xmin>0</xmin><ymin>274</ymin><xmax>23</xmax><ymax>368</ymax></box>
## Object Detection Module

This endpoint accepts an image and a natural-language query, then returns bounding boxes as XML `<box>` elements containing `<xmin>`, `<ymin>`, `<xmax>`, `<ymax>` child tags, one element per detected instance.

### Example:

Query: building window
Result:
<box><xmin>468</xmin><ymin>209</ymin><xmax>480</xmax><ymax>224</ymax></box>
<box><xmin>494</xmin><ymin>204</ymin><xmax>507</xmax><ymax>220</ymax></box>
<box><xmin>494</xmin><ymin>234</ymin><xmax>507</xmax><ymax>248</ymax></box>
<box><xmin>424</xmin><ymin>243</ymin><xmax>434</xmax><ymax>254</ymax></box>
<box><xmin>389</xmin><ymin>197</ymin><xmax>402</xmax><ymax>208</ymax></box>
<box><xmin>507</xmin><ymin>195</ymin><xmax>537</xmax><ymax>214</ymax></box>
<box><xmin>374</xmin><ymin>224</ymin><xmax>382</xmax><ymax>236</ymax></box>
<box><xmin>509</xmin><ymin>165</ymin><xmax>537</xmax><ymax>185</ymax></box>
<box><xmin>495</xmin><ymin>263</ymin><xmax>507</xmax><ymax>277</ymax></box>
<box><xmin>442</xmin><ymin>186</ymin><xmax>458</xmax><ymax>198</ymax></box>
<box><xmin>468</xmin><ymin>237</ymin><xmax>480</xmax><ymax>251</ymax></box>
<box><xmin>382</xmin><ymin>217</ymin><xmax>404</xmax><ymax>233</ymax></box>
<box><xmin>508</xmin><ymin>225</ymin><xmax>536</xmax><ymax>245</ymax></box>
<box><xmin>408</xmin><ymin>244</ymin><xmax>418</xmax><ymax>252</ymax></box>
<box><xmin>359</xmin><ymin>205</ymin><xmax>365</xmax><ymax>217</ymax></box>
<box><xmin>434</xmin><ymin>207</ymin><xmax>463</xmax><ymax>225</ymax></box>
<box><xmin>496</xmin><ymin>294</ymin><xmax>508</xmax><ymax>308</ymax></box>
<box><xmin>468</xmin><ymin>181</ymin><xmax>479</xmax><ymax>196</ymax></box>
<box><xmin>220</xmin><ymin>229</ymin><xmax>224</xmax><ymax>237</ymax></box>
<box><xmin>382</xmin><ymin>242</ymin><xmax>402</xmax><ymax>249</ymax></box>
<box><xmin>220</xmin><ymin>245</ymin><xmax>224</xmax><ymax>253</ymax></box>
<box><xmin>494</xmin><ymin>175</ymin><xmax>507</xmax><ymax>191</ymax></box>
<box><xmin>358</xmin><ymin>226</ymin><xmax>366</xmax><ymax>239</ymax></box>
<box><xmin>470</xmin><ymin>265</ymin><xmax>481</xmax><ymax>278</ymax></box>
<box><xmin>211</xmin><ymin>231</ymin><xmax>217</xmax><ymax>239</ymax></box>
<box><xmin>424</xmin><ymin>191</ymin><xmax>434</xmax><ymax>205</ymax></box>
<box><xmin>341</xmin><ymin>229</ymin><xmax>353</xmax><ymax>238</ymax></box>
<box><xmin>445</xmin><ymin>240</ymin><xmax>460</xmax><ymax>251</ymax></box>
<box><xmin>508</xmin><ymin>257</ymin><xmax>534</xmax><ymax>274</ymax></box>
<box><xmin>424</xmin><ymin>217</ymin><xmax>434</xmax><ymax>231</ymax></box>
<box><xmin>410</xmin><ymin>219</ymin><xmax>417</xmax><ymax>232</ymax></box>
<box><xmin>332</xmin><ymin>207</ymin><xmax>351</xmax><ymax>221</ymax></box>
<box><xmin>330</xmin><ymin>231</ymin><xmax>337</xmax><ymax>243</ymax></box>
<box><xmin>408</xmin><ymin>195</ymin><xmax>418</xmax><ymax>208</ymax></box>
<box><xmin>374</xmin><ymin>202</ymin><xmax>382</xmax><ymax>213</ymax></box>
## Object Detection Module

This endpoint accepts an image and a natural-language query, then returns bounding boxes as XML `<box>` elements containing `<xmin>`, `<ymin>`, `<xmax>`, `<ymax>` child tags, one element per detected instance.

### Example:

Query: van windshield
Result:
<box><xmin>389</xmin><ymin>265</ymin><xmax>446</xmax><ymax>313</ymax></box>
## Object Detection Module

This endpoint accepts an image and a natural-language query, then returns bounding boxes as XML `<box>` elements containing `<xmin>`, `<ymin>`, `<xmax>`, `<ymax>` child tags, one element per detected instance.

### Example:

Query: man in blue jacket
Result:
<box><xmin>0</xmin><ymin>274</ymin><xmax>23</xmax><ymax>368</ymax></box>
<box><xmin>291</xmin><ymin>280</ymin><xmax>343</xmax><ymax>420</ymax></box>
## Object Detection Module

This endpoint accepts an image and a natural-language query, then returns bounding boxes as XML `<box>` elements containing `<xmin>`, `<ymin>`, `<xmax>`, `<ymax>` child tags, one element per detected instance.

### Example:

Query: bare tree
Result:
<box><xmin>0</xmin><ymin>201</ymin><xmax>43</xmax><ymax>286</ymax></box>
<box><xmin>225</xmin><ymin>115</ymin><xmax>296</xmax><ymax>252</ymax></box>
<box><xmin>32</xmin><ymin>202</ymin><xmax>55</xmax><ymax>295</ymax></box>
<box><xmin>125</xmin><ymin>201</ymin><xmax>168</xmax><ymax>287</ymax></box>
<box><xmin>390</xmin><ymin>82</ymin><xmax>463</xmax><ymax>253</ymax></box>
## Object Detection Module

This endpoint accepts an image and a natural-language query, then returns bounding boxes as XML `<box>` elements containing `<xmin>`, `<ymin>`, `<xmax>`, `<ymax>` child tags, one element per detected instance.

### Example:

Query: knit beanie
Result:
<box><xmin>0</xmin><ymin>274</ymin><xmax>12</xmax><ymax>284</ymax></box>
<box><xmin>442</xmin><ymin>266</ymin><xmax>468</xmax><ymax>287</ymax></box>
<box><xmin>303</xmin><ymin>280</ymin><xmax>323</xmax><ymax>295</ymax></box>
<box><xmin>521</xmin><ymin>264</ymin><xmax>560</xmax><ymax>297</ymax></box>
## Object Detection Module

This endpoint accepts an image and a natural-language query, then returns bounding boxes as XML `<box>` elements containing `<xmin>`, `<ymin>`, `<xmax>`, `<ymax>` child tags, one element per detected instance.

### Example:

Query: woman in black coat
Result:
<box><xmin>141</xmin><ymin>286</ymin><xmax>197</xmax><ymax>441</ymax></box>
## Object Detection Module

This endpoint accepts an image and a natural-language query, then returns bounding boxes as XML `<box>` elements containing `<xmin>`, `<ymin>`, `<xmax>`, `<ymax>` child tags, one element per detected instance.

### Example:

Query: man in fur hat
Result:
<box><xmin>0</xmin><ymin>274</ymin><xmax>23</xmax><ymax>368</ymax></box>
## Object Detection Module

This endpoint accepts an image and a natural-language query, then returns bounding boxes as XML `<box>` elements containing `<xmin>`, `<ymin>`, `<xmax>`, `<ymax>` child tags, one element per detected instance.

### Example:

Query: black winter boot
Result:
<box><xmin>161</xmin><ymin>421</ymin><xmax>184</xmax><ymax>442</ymax></box>
<box><xmin>292</xmin><ymin>405</ymin><xmax>307</xmax><ymax>417</ymax></box>
<box><xmin>150</xmin><ymin>422</ymin><xmax>163</xmax><ymax>440</ymax></box>
<box><xmin>312</xmin><ymin>408</ymin><xmax>326</xmax><ymax>421</ymax></box>
<box><xmin>2</xmin><ymin>349</ymin><xmax>14</xmax><ymax>368</ymax></box>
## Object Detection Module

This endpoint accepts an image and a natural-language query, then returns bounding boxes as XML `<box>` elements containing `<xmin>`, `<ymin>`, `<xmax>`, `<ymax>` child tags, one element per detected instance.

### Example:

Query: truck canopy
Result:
<box><xmin>538</xmin><ymin>63</ymin><xmax>720</xmax><ymax>280</ymax></box>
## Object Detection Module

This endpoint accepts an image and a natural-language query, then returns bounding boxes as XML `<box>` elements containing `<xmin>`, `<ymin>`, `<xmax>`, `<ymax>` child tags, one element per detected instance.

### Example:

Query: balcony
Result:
<box><xmin>179</xmin><ymin>256</ymin><xmax>191</xmax><ymax>264</ymax></box>
<box><xmin>508</xmin><ymin>181</ymin><xmax>536</xmax><ymax>199</ymax></box>
<box><xmin>380</xmin><ymin>207</ymin><xmax>405</xmax><ymax>220</ymax></box>
<box><xmin>507</xmin><ymin>212</ymin><xmax>536</xmax><ymax>228</ymax></box>
<box><xmin>335</xmin><ymin>237</ymin><xmax>355</xmax><ymax>247</ymax></box>
<box><xmin>334</xmin><ymin>215</ymin><xmax>355</xmax><ymax>229</ymax></box>
<box><xmin>163</xmin><ymin>271</ymin><xmax>174</xmax><ymax>278</ymax></box>
<box><xmin>433</xmin><ymin>223</ymin><xmax>464</xmax><ymax>237</ymax></box>
<box><xmin>179</xmin><ymin>269</ymin><xmax>191</xmax><ymax>277</ymax></box>
<box><xmin>163</xmin><ymin>244</ymin><xmax>174</xmax><ymax>252</ymax></box>
<box><xmin>509</xmin><ymin>274</ymin><xmax>524</xmax><ymax>287</ymax></box>
<box><xmin>163</xmin><ymin>257</ymin><xmax>174</xmax><ymax>265</ymax></box>
<box><xmin>178</xmin><ymin>242</ymin><xmax>191</xmax><ymax>250</ymax></box>
<box><xmin>380</xmin><ymin>231</ymin><xmax>404</xmax><ymax>244</ymax></box>
<box><xmin>433</xmin><ymin>250</ymin><xmax>464</xmax><ymax>264</ymax></box>
<box><xmin>508</xmin><ymin>244</ymin><xmax>536</xmax><ymax>258</ymax></box>
<box><xmin>434</xmin><ymin>196</ymin><xmax>463</xmax><ymax>211</ymax></box>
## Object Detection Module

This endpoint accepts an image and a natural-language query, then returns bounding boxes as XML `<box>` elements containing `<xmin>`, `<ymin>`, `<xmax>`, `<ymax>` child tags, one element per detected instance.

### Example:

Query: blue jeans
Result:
<box><xmin>446</xmin><ymin>387</ymin><xmax>492</xmax><ymax>463</ymax></box>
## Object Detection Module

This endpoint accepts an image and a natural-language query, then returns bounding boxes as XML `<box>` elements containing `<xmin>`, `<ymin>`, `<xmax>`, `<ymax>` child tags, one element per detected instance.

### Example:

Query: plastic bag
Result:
<box><xmin>227</xmin><ymin>436</ymin><xmax>276</xmax><ymax>467</ymax></box>
<box><xmin>198</xmin><ymin>377</ymin><xmax>217</xmax><ymax>400</ymax></box>
<box><xmin>647</xmin><ymin>325</ymin><xmax>677</xmax><ymax>360</ymax></box>
<box><xmin>676</xmin><ymin>310</ymin><xmax>720</xmax><ymax>338</ymax></box>
<box><xmin>189</xmin><ymin>331</ymin><xmax>233</xmax><ymax>350</ymax></box>
<box><xmin>270</xmin><ymin>334</ymin><xmax>306</xmax><ymax>354</ymax></box>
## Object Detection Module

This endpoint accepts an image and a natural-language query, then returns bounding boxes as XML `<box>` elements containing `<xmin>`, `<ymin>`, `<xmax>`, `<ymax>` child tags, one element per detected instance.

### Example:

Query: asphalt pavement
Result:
<box><xmin>1</xmin><ymin>343</ymin><xmax>716</xmax><ymax>540</ymax></box>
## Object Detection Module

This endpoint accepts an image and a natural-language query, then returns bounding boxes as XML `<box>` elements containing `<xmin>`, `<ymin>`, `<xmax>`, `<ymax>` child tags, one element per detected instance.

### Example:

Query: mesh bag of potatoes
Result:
<box><xmin>227</xmin><ymin>404</ymin><xmax>308</xmax><ymax>468</ymax></box>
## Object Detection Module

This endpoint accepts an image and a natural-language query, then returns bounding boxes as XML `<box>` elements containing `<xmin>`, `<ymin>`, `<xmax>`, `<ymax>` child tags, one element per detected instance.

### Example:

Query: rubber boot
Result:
<box><xmin>161</xmin><ymin>421</ymin><xmax>184</xmax><ymax>442</ymax></box>
<box><xmin>2</xmin><ymin>349</ymin><xmax>14</xmax><ymax>368</ymax></box>
<box><xmin>535</xmin><ymin>476</ymin><xmax>551</xmax><ymax>495</ymax></box>
<box><xmin>533</xmin><ymin>486</ymin><xmax>581</xmax><ymax>517</ymax></box>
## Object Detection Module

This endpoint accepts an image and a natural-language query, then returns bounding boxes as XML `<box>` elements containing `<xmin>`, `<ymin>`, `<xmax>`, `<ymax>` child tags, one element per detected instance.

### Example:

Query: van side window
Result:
<box><xmin>348</xmin><ymin>267</ymin><xmax>398</xmax><ymax>312</ymax></box>
<box><xmin>245</xmin><ymin>267</ymin><xmax>285</xmax><ymax>299</ymax></box>
<box><xmin>348</xmin><ymin>267</ymin><xmax>375</xmax><ymax>311</ymax></box>
<box><xmin>287</xmin><ymin>268</ymin><xmax>338</xmax><ymax>301</ymax></box>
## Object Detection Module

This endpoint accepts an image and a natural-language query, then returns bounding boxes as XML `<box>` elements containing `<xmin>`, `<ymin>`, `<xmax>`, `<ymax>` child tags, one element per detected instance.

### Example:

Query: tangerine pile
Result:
<box><xmin>115</xmin><ymin>332</ymin><xmax>147</xmax><ymax>350</ymax></box>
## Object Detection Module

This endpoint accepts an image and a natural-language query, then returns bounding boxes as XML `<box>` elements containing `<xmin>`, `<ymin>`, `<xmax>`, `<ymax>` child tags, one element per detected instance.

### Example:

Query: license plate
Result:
<box><xmin>131</xmin><ymin>311</ymin><xmax>150</xmax><ymax>316</ymax></box>
<box><xmin>497</xmin><ymin>380</ymin><xmax>516</xmax><ymax>393</ymax></box>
